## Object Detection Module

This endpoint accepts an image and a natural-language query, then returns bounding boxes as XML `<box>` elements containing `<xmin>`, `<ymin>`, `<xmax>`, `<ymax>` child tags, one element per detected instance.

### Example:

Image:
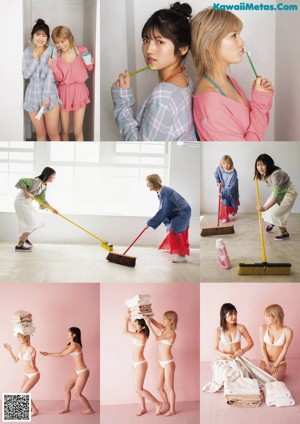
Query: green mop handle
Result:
<box><xmin>32</xmin><ymin>196</ymin><xmax>108</xmax><ymax>245</ymax></box>
<box><xmin>129</xmin><ymin>65</ymin><xmax>152</xmax><ymax>76</ymax></box>
<box><xmin>246</xmin><ymin>52</ymin><xmax>258</xmax><ymax>78</ymax></box>
<box><xmin>255</xmin><ymin>178</ymin><xmax>267</xmax><ymax>263</ymax></box>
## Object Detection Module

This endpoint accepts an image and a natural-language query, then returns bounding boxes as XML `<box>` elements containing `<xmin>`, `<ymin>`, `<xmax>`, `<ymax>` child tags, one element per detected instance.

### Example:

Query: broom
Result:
<box><xmin>238</xmin><ymin>178</ymin><xmax>291</xmax><ymax>275</ymax></box>
<box><xmin>201</xmin><ymin>184</ymin><xmax>235</xmax><ymax>236</ymax></box>
<box><xmin>106</xmin><ymin>227</ymin><xmax>148</xmax><ymax>267</ymax></box>
<box><xmin>32</xmin><ymin>196</ymin><xmax>113</xmax><ymax>251</ymax></box>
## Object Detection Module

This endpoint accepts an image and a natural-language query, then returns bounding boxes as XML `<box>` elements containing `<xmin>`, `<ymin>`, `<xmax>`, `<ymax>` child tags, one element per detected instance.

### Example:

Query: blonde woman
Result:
<box><xmin>191</xmin><ymin>7</ymin><xmax>273</xmax><ymax>141</ymax></box>
<box><xmin>144</xmin><ymin>311</ymin><xmax>178</xmax><ymax>417</ymax></box>
<box><xmin>259</xmin><ymin>304</ymin><xmax>293</xmax><ymax>381</ymax></box>
<box><xmin>4</xmin><ymin>333</ymin><xmax>40</xmax><ymax>416</ymax></box>
<box><xmin>48</xmin><ymin>26</ymin><xmax>94</xmax><ymax>140</ymax></box>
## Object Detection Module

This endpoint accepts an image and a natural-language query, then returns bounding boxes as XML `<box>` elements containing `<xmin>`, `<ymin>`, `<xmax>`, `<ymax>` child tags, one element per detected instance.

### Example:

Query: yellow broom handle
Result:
<box><xmin>32</xmin><ymin>196</ymin><xmax>106</xmax><ymax>244</ymax></box>
<box><xmin>255</xmin><ymin>178</ymin><xmax>267</xmax><ymax>263</ymax></box>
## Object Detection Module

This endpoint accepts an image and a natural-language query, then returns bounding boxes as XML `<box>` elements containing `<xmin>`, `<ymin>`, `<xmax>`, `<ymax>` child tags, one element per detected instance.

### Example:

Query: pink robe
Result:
<box><xmin>193</xmin><ymin>76</ymin><xmax>273</xmax><ymax>141</ymax></box>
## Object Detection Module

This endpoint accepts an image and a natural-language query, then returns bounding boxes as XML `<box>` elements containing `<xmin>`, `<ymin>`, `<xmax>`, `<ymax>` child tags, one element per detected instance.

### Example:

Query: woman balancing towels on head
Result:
<box><xmin>191</xmin><ymin>8</ymin><xmax>274</xmax><ymax>141</ymax></box>
<box><xmin>124</xmin><ymin>311</ymin><xmax>162</xmax><ymax>416</ymax></box>
<box><xmin>214</xmin><ymin>154</ymin><xmax>239</xmax><ymax>224</ymax></box>
<box><xmin>40</xmin><ymin>327</ymin><xmax>94</xmax><ymax>415</ymax></box>
<box><xmin>48</xmin><ymin>26</ymin><xmax>94</xmax><ymax>141</ymax></box>
<box><xmin>144</xmin><ymin>311</ymin><xmax>178</xmax><ymax>417</ymax></box>
<box><xmin>214</xmin><ymin>303</ymin><xmax>254</xmax><ymax>360</ymax></box>
<box><xmin>259</xmin><ymin>304</ymin><xmax>293</xmax><ymax>381</ymax></box>
<box><xmin>4</xmin><ymin>310</ymin><xmax>40</xmax><ymax>416</ymax></box>
<box><xmin>111</xmin><ymin>2</ymin><xmax>196</xmax><ymax>141</ymax></box>
<box><xmin>146</xmin><ymin>174</ymin><xmax>191</xmax><ymax>263</ymax></box>
<box><xmin>255</xmin><ymin>154</ymin><xmax>298</xmax><ymax>240</ymax></box>
<box><xmin>14</xmin><ymin>167</ymin><xmax>58</xmax><ymax>252</ymax></box>
<box><xmin>23</xmin><ymin>19</ymin><xmax>61</xmax><ymax>141</ymax></box>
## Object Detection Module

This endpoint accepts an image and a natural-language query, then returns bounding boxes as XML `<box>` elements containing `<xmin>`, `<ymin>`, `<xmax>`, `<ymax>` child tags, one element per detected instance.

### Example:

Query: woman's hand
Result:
<box><xmin>224</xmin><ymin>353</ymin><xmax>235</xmax><ymax>360</ymax></box>
<box><xmin>234</xmin><ymin>349</ymin><xmax>243</xmax><ymax>357</ymax></box>
<box><xmin>40</xmin><ymin>351</ymin><xmax>48</xmax><ymax>356</ymax></box>
<box><xmin>256</xmin><ymin>205</ymin><xmax>265</xmax><ymax>212</ymax></box>
<box><xmin>253</xmin><ymin>76</ymin><xmax>274</xmax><ymax>93</ymax></box>
<box><xmin>270</xmin><ymin>364</ymin><xmax>278</xmax><ymax>375</ymax></box>
<box><xmin>90</xmin><ymin>56</ymin><xmax>95</xmax><ymax>65</ymax></box>
<box><xmin>50</xmin><ymin>208</ymin><xmax>58</xmax><ymax>214</ymax></box>
<box><xmin>143</xmin><ymin>316</ymin><xmax>151</xmax><ymax>326</ymax></box>
<box><xmin>42</xmin><ymin>100</ymin><xmax>50</xmax><ymax>109</ymax></box>
<box><xmin>32</xmin><ymin>48</ymin><xmax>42</xmax><ymax>61</ymax></box>
<box><xmin>4</xmin><ymin>343</ymin><xmax>11</xmax><ymax>351</ymax></box>
<box><xmin>48</xmin><ymin>58</ymin><xmax>55</xmax><ymax>67</ymax></box>
<box><xmin>23</xmin><ymin>190</ymin><xmax>34</xmax><ymax>199</ymax></box>
<box><xmin>112</xmin><ymin>70</ymin><xmax>131</xmax><ymax>88</ymax></box>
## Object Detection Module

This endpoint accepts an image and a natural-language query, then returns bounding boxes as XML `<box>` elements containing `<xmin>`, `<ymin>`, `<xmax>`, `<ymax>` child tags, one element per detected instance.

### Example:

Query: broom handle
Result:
<box><xmin>217</xmin><ymin>183</ymin><xmax>222</xmax><ymax>227</ymax></box>
<box><xmin>123</xmin><ymin>227</ymin><xmax>148</xmax><ymax>255</ymax></box>
<box><xmin>32</xmin><ymin>196</ymin><xmax>107</xmax><ymax>244</ymax></box>
<box><xmin>255</xmin><ymin>178</ymin><xmax>267</xmax><ymax>263</ymax></box>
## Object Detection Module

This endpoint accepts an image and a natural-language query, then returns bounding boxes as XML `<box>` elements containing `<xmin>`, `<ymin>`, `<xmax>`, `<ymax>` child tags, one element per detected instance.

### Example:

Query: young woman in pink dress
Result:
<box><xmin>48</xmin><ymin>26</ymin><xmax>94</xmax><ymax>141</ymax></box>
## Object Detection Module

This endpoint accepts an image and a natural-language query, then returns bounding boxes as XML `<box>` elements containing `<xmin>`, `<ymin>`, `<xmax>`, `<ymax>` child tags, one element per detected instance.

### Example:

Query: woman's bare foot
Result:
<box><xmin>31</xmin><ymin>409</ymin><xmax>39</xmax><ymax>417</ymax></box>
<box><xmin>136</xmin><ymin>408</ymin><xmax>147</xmax><ymax>416</ymax></box>
<box><xmin>155</xmin><ymin>401</ymin><xmax>162</xmax><ymax>416</ymax></box>
<box><xmin>59</xmin><ymin>408</ymin><xmax>70</xmax><ymax>414</ymax></box>
<box><xmin>164</xmin><ymin>410</ymin><xmax>176</xmax><ymax>417</ymax></box>
<box><xmin>81</xmin><ymin>409</ymin><xmax>95</xmax><ymax>415</ymax></box>
<box><xmin>160</xmin><ymin>403</ymin><xmax>170</xmax><ymax>414</ymax></box>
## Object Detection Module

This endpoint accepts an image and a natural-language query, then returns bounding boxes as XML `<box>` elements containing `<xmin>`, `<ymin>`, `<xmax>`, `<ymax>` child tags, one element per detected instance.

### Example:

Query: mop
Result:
<box><xmin>201</xmin><ymin>184</ymin><xmax>235</xmax><ymax>236</ymax></box>
<box><xmin>238</xmin><ymin>178</ymin><xmax>291</xmax><ymax>275</ymax></box>
<box><xmin>32</xmin><ymin>197</ymin><xmax>113</xmax><ymax>251</ymax></box>
<box><xmin>106</xmin><ymin>227</ymin><xmax>148</xmax><ymax>267</ymax></box>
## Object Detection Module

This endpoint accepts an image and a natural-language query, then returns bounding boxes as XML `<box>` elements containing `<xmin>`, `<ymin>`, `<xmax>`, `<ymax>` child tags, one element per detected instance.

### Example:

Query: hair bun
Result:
<box><xmin>170</xmin><ymin>2</ymin><xmax>192</xmax><ymax>20</ymax></box>
<box><xmin>36</xmin><ymin>18</ymin><xmax>46</xmax><ymax>25</ymax></box>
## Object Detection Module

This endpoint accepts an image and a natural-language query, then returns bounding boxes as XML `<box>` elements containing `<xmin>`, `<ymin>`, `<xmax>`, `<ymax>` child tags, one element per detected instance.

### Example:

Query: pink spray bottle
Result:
<box><xmin>216</xmin><ymin>238</ymin><xmax>231</xmax><ymax>269</ymax></box>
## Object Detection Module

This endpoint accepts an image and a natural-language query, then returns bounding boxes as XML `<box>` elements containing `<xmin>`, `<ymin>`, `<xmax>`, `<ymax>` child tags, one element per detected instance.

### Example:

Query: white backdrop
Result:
<box><xmin>200</xmin><ymin>142</ymin><xmax>300</xmax><ymax>213</ymax></box>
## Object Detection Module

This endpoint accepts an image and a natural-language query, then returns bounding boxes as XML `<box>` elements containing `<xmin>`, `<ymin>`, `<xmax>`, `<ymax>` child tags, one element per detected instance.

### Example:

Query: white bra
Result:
<box><xmin>18</xmin><ymin>348</ymin><xmax>31</xmax><ymax>361</ymax></box>
<box><xmin>132</xmin><ymin>338</ymin><xmax>146</xmax><ymax>347</ymax></box>
<box><xmin>70</xmin><ymin>350</ymin><xmax>82</xmax><ymax>357</ymax></box>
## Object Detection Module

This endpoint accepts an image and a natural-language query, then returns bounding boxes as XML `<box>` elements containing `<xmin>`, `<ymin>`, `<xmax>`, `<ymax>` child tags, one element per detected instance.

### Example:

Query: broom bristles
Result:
<box><xmin>201</xmin><ymin>225</ymin><xmax>234</xmax><ymax>237</ymax></box>
<box><xmin>238</xmin><ymin>262</ymin><xmax>291</xmax><ymax>275</ymax></box>
<box><xmin>106</xmin><ymin>252</ymin><xmax>136</xmax><ymax>267</ymax></box>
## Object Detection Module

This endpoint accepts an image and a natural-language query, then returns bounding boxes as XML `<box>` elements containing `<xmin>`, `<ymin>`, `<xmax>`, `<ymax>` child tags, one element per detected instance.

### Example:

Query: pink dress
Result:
<box><xmin>49</xmin><ymin>46</ymin><xmax>94</xmax><ymax>112</ymax></box>
<box><xmin>193</xmin><ymin>76</ymin><xmax>273</xmax><ymax>141</ymax></box>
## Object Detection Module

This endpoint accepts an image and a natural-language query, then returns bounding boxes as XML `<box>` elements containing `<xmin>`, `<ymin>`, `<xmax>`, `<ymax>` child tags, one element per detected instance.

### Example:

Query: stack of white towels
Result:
<box><xmin>264</xmin><ymin>381</ymin><xmax>295</xmax><ymax>407</ymax></box>
<box><xmin>12</xmin><ymin>310</ymin><xmax>36</xmax><ymax>336</ymax></box>
<box><xmin>125</xmin><ymin>295</ymin><xmax>154</xmax><ymax>321</ymax></box>
<box><xmin>224</xmin><ymin>377</ymin><xmax>261</xmax><ymax>407</ymax></box>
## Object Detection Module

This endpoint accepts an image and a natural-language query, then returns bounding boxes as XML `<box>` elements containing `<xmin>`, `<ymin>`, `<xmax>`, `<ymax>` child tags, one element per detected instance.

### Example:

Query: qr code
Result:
<box><xmin>2</xmin><ymin>393</ymin><xmax>31</xmax><ymax>422</ymax></box>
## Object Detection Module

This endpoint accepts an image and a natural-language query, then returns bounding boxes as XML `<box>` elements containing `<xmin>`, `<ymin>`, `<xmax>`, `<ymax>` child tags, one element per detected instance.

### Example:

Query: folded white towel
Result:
<box><xmin>125</xmin><ymin>295</ymin><xmax>151</xmax><ymax>308</ymax></box>
<box><xmin>225</xmin><ymin>378</ymin><xmax>260</xmax><ymax>396</ymax></box>
<box><xmin>264</xmin><ymin>381</ymin><xmax>295</xmax><ymax>407</ymax></box>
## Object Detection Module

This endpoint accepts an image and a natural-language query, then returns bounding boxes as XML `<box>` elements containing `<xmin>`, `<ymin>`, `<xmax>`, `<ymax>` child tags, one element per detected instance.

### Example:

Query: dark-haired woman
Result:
<box><xmin>111</xmin><ymin>2</ymin><xmax>196</xmax><ymax>140</ymax></box>
<box><xmin>40</xmin><ymin>327</ymin><xmax>94</xmax><ymax>415</ymax></box>
<box><xmin>214</xmin><ymin>303</ymin><xmax>253</xmax><ymax>360</ymax></box>
<box><xmin>23</xmin><ymin>19</ymin><xmax>61</xmax><ymax>141</ymax></box>
<box><xmin>255</xmin><ymin>154</ymin><xmax>298</xmax><ymax>240</ymax></box>
<box><xmin>124</xmin><ymin>311</ymin><xmax>162</xmax><ymax>416</ymax></box>
<box><xmin>14</xmin><ymin>167</ymin><xmax>58</xmax><ymax>252</ymax></box>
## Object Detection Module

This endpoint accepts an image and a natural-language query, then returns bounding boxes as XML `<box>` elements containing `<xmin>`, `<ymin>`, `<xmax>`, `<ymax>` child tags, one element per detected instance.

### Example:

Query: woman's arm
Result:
<box><xmin>4</xmin><ymin>343</ymin><xmax>19</xmax><ymax>363</ymax></box>
<box><xmin>236</xmin><ymin>324</ymin><xmax>254</xmax><ymax>356</ymax></box>
<box><xmin>272</xmin><ymin>327</ymin><xmax>293</xmax><ymax>370</ymax></box>
<box><xmin>30</xmin><ymin>347</ymin><xmax>37</xmax><ymax>368</ymax></box>
<box><xmin>257</xmin><ymin>197</ymin><xmax>277</xmax><ymax>212</ymax></box>
<box><xmin>213</xmin><ymin>328</ymin><xmax>234</xmax><ymax>360</ymax></box>
<box><xmin>259</xmin><ymin>325</ymin><xmax>270</xmax><ymax>370</ymax></box>
<box><xmin>149</xmin><ymin>318</ymin><xmax>164</xmax><ymax>331</ymax></box>
<box><xmin>40</xmin><ymin>345</ymin><xmax>73</xmax><ymax>357</ymax></box>
<box><xmin>22</xmin><ymin>48</ymin><xmax>39</xmax><ymax>80</ymax></box>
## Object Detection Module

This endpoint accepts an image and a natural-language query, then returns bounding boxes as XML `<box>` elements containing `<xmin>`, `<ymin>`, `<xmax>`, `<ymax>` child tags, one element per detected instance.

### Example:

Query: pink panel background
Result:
<box><xmin>0</xmin><ymin>283</ymin><xmax>100</xmax><ymax>400</ymax></box>
<box><xmin>100</xmin><ymin>283</ymin><xmax>200</xmax><ymax>405</ymax></box>
<box><xmin>200</xmin><ymin>282</ymin><xmax>300</xmax><ymax>361</ymax></box>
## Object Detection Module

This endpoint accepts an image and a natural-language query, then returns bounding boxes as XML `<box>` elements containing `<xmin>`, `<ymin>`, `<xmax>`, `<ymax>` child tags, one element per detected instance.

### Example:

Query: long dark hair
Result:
<box><xmin>254</xmin><ymin>154</ymin><xmax>281</xmax><ymax>180</ymax></box>
<box><xmin>220</xmin><ymin>303</ymin><xmax>237</xmax><ymax>332</ymax></box>
<box><xmin>135</xmin><ymin>319</ymin><xmax>149</xmax><ymax>338</ymax></box>
<box><xmin>36</xmin><ymin>167</ymin><xmax>56</xmax><ymax>183</ymax></box>
<box><xmin>68</xmin><ymin>327</ymin><xmax>82</xmax><ymax>347</ymax></box>
<box><xmin>142</xmin><ymin>2</ymin><xmax>192</xmax><ymax>59</ymax></box>
<box><xmin>31</xmin><ymin>19</ymin><xmax>50</xmax><ymax>41</ymax></box>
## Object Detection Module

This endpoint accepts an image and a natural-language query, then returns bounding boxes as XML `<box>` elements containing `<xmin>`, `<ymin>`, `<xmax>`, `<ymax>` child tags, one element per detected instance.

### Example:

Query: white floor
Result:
<box><xmin>0</xmin><ymin>243</ymin><xmax>200</xmax><ymax>283</ymax></box>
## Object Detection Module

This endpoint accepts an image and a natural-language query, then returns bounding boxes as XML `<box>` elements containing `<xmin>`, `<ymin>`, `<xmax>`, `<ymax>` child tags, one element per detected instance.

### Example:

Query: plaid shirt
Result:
<box><xmin>112</xmin><ymin>78</ymin><xmax>197</xmax><ymax>141</ymax></box>
<box><xmin>22</xmin><ymin>46</ymin><xmax>61</xmax><ymax>112</ymax></box>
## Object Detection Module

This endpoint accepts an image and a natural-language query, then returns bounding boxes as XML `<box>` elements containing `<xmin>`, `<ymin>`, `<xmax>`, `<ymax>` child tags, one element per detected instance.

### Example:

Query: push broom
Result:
<box><xmin>238</xmin><ymin>178</ymin><xmax>291</xmax><ymax>275</ymax></box>
<box><xmin>32</xmin><ymin>197</ymin><xmax>113</xmax><ymax>251</ymax></box>
<box><xmin>201</xmin><ymin>184</ymin><xmax>235</xmax><ymax>236</ymax></box>
<box><xmin>106</xmin><ymin>227</ymin><xmax>148</xmax><ymax>267</ymax></box>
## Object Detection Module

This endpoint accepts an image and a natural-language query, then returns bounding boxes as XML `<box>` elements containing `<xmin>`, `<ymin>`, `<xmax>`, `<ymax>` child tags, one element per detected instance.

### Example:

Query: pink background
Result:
<box><xmin>200</xmin><ymin>283</ymin><xmax>300</xmax><ymax>361</ymax></box>
<box><xmin>0</xmin><ymin>283</ymin><xmax>100</xmax><ymax>400</ymax></box>
<box><xmin>100</xmin><ymin>283</ymin><xmax>200</xmax><ymax>405</ymax></box>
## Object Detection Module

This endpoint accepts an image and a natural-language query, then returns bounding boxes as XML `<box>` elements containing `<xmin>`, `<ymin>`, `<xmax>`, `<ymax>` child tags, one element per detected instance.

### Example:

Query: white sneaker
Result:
<box><xmin>221</xmin><ymin>219</ymin><xmax>227</xmax><ymax>224</ymax></box>
<box><xmin>172</xmin><ymin>255</ymin><xmax>187</xmax><ymax>263</ymax></box>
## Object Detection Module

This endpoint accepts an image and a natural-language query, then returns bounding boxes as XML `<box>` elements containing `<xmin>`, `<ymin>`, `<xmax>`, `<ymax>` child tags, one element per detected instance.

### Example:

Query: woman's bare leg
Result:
<box><xmin>60</xmin><ymin>109</ymin><xmax>71</xmax><ymax>141</ymax></box>
<box><xmin>134</xmin><ymin>363</ymin><xmax>162</xmax><ymax>416</ymax></box>
<box><xmin>163</xmin><ymin>362</ymin><xmax>176</xmax><ymax>416</ymax></box>
<box><xmin>44</xmin><ymin>104</ymin><xmax>61</xmax><ymax>141</ymax></box>
<box><xmin>20</xmin><ymin>373</ymin><xmax>40</xmax><ymax>415</ymax></box>
<box><xmin>73</xmin><ymin>371</ymin><xmax>94</xmax><ymax>414</ymax></box>
<box><xmin>73</xmin><ymin>106</ymin><xmax>86</xmax><ymax>141</ymax></box>
<box><xmin>59</xmin><ymin>373</ymin><xmax>77</xmax><ymax>414</ymax></box>
<box><xmin>28</xmin><ymin>112</ymin><xmax>47</xmax><ymax>141</ymax></box>
<box><xmin>157</xmin><ymin>366</ymin><xmax>169</xmax><ymax>413</ymax></box>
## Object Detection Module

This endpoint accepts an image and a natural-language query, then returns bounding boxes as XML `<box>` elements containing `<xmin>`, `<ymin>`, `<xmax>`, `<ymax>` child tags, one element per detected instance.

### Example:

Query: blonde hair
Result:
<box><xmin>146</xmin><ymin>174</ymin><xmax>162</xmax><ymax>190</ymax></box>
<box><xmin>163</xmin><ymin>311</ymin><xmax>178</xmax><ymax>329</ymax></box>
<box><xmin>220</xmin><ymin>155</ymin><xmax>234</xmax><ymax>170</ymax></box>
<box><xmin>191</xmin><ymin>7</ymin><xmax>243</xmax><ymax>76</ymax></box>
<box><xmin>51</xmin><ymin>26</ymin><xmax>74</xmax><ymax>46</ymax></box>
<box><xmin>264</xmin><ymin>304</ymin><xmax>284</xmax><ymax>324</ymax></box>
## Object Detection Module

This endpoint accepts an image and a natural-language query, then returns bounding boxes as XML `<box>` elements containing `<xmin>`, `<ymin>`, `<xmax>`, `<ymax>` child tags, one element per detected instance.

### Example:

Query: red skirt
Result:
<box><xmin>159</xmin><ymin>227</ymin><xmax>190</xmax><ymax>256</ymax></box>
<box><xmin>219</xmin><ymin>200</ymin><xmax>240</xmax><ymax>222</ymax></box>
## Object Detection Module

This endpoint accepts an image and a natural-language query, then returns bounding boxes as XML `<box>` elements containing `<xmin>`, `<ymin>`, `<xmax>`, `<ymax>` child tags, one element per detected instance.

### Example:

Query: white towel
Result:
<box><xmin>125</xmin><ymin>295</ymin><xmax>151</xmax><ymax>308</ymax></box>
<box><xmin>264</xmin><ymin>381</ymin><xmax>295</xmax><ymax>407</ymax></box>
<box><xmin>224</xmin><ymin>377</ymin><xmax>260</xmax><ymax>396</ymax></box>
